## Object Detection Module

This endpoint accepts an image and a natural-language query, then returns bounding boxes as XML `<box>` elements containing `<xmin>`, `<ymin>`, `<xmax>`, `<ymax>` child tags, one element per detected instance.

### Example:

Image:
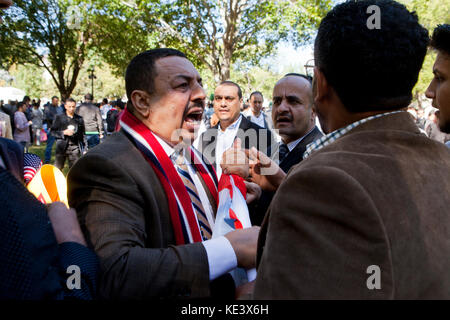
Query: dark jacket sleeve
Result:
<box><xmin>56</xmin><ymin>242</ymin><xmax>99</xmax><ymax>300</ymax></box>
<box><xmin>0</xmin><ymin>168</ymin><xmax>98</xmax><ymax>300</ymax></box>
<box><xmin>50</xmin><ymin>115</ymin><xmax>65</xmax><ymax>139</ymax></box>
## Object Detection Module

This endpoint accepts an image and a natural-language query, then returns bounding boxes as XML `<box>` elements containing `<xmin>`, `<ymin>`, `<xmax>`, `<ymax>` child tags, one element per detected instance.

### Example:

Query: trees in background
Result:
<box><xmin>399</xmin><ymin>0</ymin><xmax>450</xmax><ymax>106</ymax></box>
<box><xmin>0</xmin><ymin>0</ymin><xmax>93</xmax><ymax>100</ymax></box>
<box><xmin>88</xmin><ymin>0</ymin><xmax>331</xmax><ymax>83</ymax></box>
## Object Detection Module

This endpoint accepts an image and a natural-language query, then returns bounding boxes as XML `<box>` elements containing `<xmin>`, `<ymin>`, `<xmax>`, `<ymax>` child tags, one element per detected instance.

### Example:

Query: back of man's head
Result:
<box><xmin>125</xmin><ymin>48</ymin><xmax>187</xmax><ymax>103</ymax></box>
<box><xmin>314</xmin><ymin>0</ymin><xmax>429</xmax><ymax>113</ymax></box>
<box><xmin>84</xmin><ymin>93</ymin><xmax>94</xmax><ymax>102</ymax></box>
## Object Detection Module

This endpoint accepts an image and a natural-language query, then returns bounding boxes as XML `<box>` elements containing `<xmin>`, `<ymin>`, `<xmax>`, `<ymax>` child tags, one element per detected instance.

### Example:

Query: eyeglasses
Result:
<box><xmin>304</xmin><ymin>59</ymin><xmax>315</xmax><ymax>78</ymax></box>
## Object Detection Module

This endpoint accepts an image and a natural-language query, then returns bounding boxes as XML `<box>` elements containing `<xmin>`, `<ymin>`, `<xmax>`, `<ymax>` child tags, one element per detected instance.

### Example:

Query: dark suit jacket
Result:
<box><xmin>250</xmin><ymin>126</ymin><xmax>323</xmax><ymax>226</ymax></box>
<box><xmin>0</xmin><ymin>138</ymin><xmax>98</xmax><ymax>300</ymax></box>
<box><xmin>254</xmin><ymin>112</ymin><xmax>450</xmax><ymax>299</ymax></box>
<box><xmin>68</xmin><ymin>130</ymin><xmax>227</xmax><ymax>299</ymax></box>
<box><xmin>199</xmin><ymin>115</ymin><xmax>276</xmax><ymax>168</ymax></box>
<box><xmin>0</xmin><ymin>137</ymin><xmax>24</xmax><ymax>182</ymax></box>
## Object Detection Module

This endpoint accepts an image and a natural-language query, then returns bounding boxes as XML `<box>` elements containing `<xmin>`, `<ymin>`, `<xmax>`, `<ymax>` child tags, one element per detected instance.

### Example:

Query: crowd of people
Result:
<box><xmin>0</xmin><ymin>95</ymin><xmax>126</xmax><ymax>169</ymax></box>
<box><xmin>1</xmin><ymin>0</ymin><xmax>450</xmax><ymax>301</ymax></box>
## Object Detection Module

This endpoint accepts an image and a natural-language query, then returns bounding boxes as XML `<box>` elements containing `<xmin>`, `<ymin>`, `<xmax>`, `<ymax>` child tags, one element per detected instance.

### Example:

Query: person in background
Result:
<box><xmin>43</xmin><ymin>96</ymin><xmax>63</xmax><ymax>163</ymax></box>
<box><xmin>100</xmin><ymin>98</ymin><xmax>112</xmax><ymax>133</ymax></box>
<box><xmin>13</xmin><ymin>102</ymin><xmax>32</xmax><ymax>152</ymax></box>
<box><xmin>30</xmin><ymin>101</ymin><xmax>44</xmax><ymax>146</ymax></box>
<box><xmin>0</xmin><ymin>104</ymin><xmax>13</xmax><ymax>140</ymax></box>
<box><xmin>76</xmin><ymin>93</ymin><xmax>104</xmax><ymax>149</ymax></box>
<box><xmin>51</xmin><ymin>98</ymin><xmax>87</xmax><ymax>170</ymax></box>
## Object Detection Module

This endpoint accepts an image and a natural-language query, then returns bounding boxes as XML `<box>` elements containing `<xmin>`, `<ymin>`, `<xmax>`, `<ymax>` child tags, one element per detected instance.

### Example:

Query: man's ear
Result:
<box><xmin>130</xmin><ymin>90</ymin><xmax>151</xmax><ymax>119</ymax></box>
<box><xmin>313</xmin><ymin>67</ymin><xmax>329</xmax><ymax>105</ymax></box>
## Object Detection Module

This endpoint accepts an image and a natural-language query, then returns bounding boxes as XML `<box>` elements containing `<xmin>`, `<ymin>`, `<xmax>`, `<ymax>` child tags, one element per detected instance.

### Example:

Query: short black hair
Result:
<box><xmin>51</xmin><ymin>96</ymin><xmax>58</xmax><ymax>100</ymax></box>
<box><xmin>66</xmin><ymin>98</ymin><xmax>76</xmax><ymax>104</ymax></box>
<box><xmin>314</xmin><ymin>0</ymin><xmax>429</xmax><ymax>112</ymax></box>
<box><xmin>430</xmin><ymin>24</ymin><xmax>450</xmax><ymax>56</ymax></box>
<box><xmin>23</xmin><ymin>96</ymin><xmax>30</xmax><ymax>103</ymax></box>
<box><xmin>125</xmin><ymin>48</ymin><xmax>187</xmax><ymax>101</ymax></box>
<box><xmin>84</xmin><ymin>93</ymin><xmax>93</xmax><ymax>101</ymax></box>
<box><xmin>284</xmin><ymin>73</ymin><xmax>313</xmax><ymax>84</ymax></box>
<box><xmin>249</xmin><ymin>91</ymin><xmax>263</xmax><ymax>100</ymax></box>
<box><xmin>102</xmin><ymin>98</ymin><xmax>108</xmax><ymax>104</ymax></box>
<box><xmin>218</xmin><ymin>81</ymin><xmax>243</xmax><ymax>99</ymax></box>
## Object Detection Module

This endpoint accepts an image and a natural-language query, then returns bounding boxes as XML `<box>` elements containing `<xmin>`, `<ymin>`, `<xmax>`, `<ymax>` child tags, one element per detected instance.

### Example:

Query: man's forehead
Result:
<box><xmin>434</xmin><ymin>52</ymin><xmax>450</xmax><ymax>74</ymax></box>
<box><xmin>215</xmin><ymin>84</ymin><xmax>238</xmax><ymax>96</ymax></box>
<box><xmin>155</xmin><ymin>56</ymin><xmax>200</xmax><ymax>78</ymax></box>
<box><xmin>251</xmin><ymin>93</ymin><xmax>263</xmax><ymax>100</ymax></box>
<box><xmin>273</xmin><ymin>77</ymin><xmax>311</xmax><ymax>96</ymax></box>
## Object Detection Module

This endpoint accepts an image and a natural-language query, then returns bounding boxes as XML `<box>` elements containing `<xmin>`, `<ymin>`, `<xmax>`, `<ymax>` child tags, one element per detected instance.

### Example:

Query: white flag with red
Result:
<box><xmin>213</xmin><ymin>173</ymin><xmax>256</xmax><ymax>284</ymax></box>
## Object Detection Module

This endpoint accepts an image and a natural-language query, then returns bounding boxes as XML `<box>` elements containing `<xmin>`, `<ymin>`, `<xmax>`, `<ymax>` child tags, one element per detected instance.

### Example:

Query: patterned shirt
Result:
<box><xmin>303</xmin><ymin>110</ymin><xmax>405</xmax><ymax>159</ymax></box>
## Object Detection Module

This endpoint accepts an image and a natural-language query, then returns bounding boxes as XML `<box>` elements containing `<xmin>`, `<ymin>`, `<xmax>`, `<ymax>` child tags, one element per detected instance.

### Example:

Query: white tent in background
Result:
<box><xmin>0</xmin><ymin>86</ymin><xmax>26</xmax><ymax>102</ymax></box>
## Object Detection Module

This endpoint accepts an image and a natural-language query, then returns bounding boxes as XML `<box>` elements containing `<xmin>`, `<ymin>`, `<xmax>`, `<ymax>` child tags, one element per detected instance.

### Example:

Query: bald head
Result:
<box><xmin>272</xmin><ymin>75</ymin><xmax>315</xmax><ymax>144</ymax></box>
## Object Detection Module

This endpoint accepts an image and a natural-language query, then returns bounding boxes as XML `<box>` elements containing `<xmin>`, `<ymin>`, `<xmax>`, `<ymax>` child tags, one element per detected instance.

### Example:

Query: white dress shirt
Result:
<box><xmin>215</xmin><ymin>115</ymin><xmax>242</xmax><ymax>180</ymax></box>
<box><xmin>153</xmin><ymin>134</ymin><xmax>238</xmax><ymax>281</ymax></box>
<box><xmin>249</xmin><ymin>112</ymin><xmax>266</xmax><ymax>128</ymax></box>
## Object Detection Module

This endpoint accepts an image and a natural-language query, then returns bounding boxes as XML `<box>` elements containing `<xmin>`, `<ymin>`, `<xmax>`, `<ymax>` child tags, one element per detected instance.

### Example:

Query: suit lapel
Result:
<box><xmin>279</xmin><ymin>127</ymin><xmax>323</xmax><ymax>172</ymax></box>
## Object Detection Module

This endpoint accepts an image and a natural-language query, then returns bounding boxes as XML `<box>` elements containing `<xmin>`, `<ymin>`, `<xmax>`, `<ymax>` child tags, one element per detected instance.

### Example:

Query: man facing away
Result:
<box><xmin>76</xmin><ymin>93</ymin><xmax>104</xmax><ymax>149</ymax></box>
<box><xmin>43</xmin><ymin>96</ymin><xmax>63</xmax><ymax>163</ymax></box>
<box><xmin>254</xmin><ymin>0</ymin><xmax>450</xmax><ymax>299</ymax></box>
<box><xmin>68</xmin><ymin>48</ymin><xmax>259</xmax><ymax>299</ymax></box>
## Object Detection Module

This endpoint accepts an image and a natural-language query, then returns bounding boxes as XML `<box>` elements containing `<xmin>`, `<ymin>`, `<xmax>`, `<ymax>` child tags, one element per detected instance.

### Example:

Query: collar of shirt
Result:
<box><xmin>303</xmin><ymin>110</ymin><xmax>404</xmax><ymax>159</ymax></box>
<box><xmin>218</xmin><ymin>114</ymin><xmax>242</xmax><ymax>134</ymax></box>
<box><xmin>153</xmin><ymin>133</ymin><xmax>176</xmax><ymax>159</ymax></box>
<box><xmin>154</xmin><ymin>131</ymin><xmax>216</xmax><ymax>230</ymax></box>
<box><xmin>284</xmin><ymin>126</ymin><xmax>316</xmax><ymax>152</ymax></box>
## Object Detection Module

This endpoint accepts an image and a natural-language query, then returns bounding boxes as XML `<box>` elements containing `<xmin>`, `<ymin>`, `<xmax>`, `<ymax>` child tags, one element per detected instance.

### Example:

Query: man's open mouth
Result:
<box><xmin>184</xmin><ymin>107</ymin><xmax>203</xmax><ymax>123</ymax></box>
<box><xmin>276</xmin><ymin>116</ymin><xmax>292</xmax><ymax>123</ymax></box>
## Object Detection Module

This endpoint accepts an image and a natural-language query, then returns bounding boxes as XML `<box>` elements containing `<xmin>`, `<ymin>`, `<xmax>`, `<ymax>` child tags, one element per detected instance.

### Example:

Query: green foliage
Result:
<box><xmin>83</xmin><ymin>0</ymin><xmax>331</xmax><ymax>82</ymax></box>
<box><xmin>9</xmin><ymin>63</ymin><xmax>44</xmax><ymax>99</ymax></box>
<box><xmin>0</xmin><ymin>0</ymin><xmax>94</xmax><ymax>99</ymax></box>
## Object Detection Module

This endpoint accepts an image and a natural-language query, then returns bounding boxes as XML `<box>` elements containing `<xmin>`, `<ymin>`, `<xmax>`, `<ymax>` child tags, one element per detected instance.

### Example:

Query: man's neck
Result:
<box><xmin>66</xmin><ymin>113</ymin><xmax>74</xmax><ymax>118</ymax></box>
<box><xmin>252</xmin><ymin>109</ymin><xmax>261</xmax><ymax>117</ymax></box>
<box><xmin>281</xmin><ymin>123</ymin><xmax>315</xmax><ymax>145</ymax></box>
<box><xmin>220</xmin><ymin>115</ymin><xmax>240</xmax><ymax>131</ymax></box>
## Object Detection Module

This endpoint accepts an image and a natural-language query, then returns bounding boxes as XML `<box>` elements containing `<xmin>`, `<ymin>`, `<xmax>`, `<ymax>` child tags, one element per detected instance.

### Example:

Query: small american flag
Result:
<box><xmin>24</xmin><ymin>153</ymin><xmax>43</xmax><ymax>185</ymax></box>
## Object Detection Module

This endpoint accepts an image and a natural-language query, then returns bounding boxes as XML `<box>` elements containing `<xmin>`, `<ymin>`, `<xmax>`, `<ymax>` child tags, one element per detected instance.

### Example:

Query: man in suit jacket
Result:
<box><xmin>254</xmin><ymin>0</ymin><xmax>450</xmax><ymax>299</ymax></box>
<box><xmin>68</xmin><ymin>49</ymin><xmax>259</xmax><ymax>299</ymax></box>
<box><xmin>250</xmin><ymin>74</ymin><xmax>323</xmax><ymax>226</ymax></box>
<box><xmin>199</xmin><ymin>81</ymin><xmax>275</xmax><ymax>180</ymax></box>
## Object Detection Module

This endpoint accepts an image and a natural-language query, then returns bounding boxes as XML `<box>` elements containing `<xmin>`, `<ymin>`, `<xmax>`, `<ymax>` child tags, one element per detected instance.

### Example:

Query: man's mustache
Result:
<box><xmin>183</xmin><ymin>100</ymin><xmax>205</xmax><ymax>118</ymax></box>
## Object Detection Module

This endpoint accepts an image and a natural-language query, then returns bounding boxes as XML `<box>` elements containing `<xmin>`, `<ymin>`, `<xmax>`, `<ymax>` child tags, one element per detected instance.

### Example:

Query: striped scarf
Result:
<box><xmin>119</xmin><ymin>108</ymin><xmax>218</xmax><ymax>245</ymax></box>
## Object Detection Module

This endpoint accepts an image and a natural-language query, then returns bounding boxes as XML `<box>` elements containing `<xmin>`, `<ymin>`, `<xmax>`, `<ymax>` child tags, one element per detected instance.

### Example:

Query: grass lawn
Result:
<box><xmin>29</xmin><ymin>143</ymin><xmax>70</xmax><ymax>176</ymax></box>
